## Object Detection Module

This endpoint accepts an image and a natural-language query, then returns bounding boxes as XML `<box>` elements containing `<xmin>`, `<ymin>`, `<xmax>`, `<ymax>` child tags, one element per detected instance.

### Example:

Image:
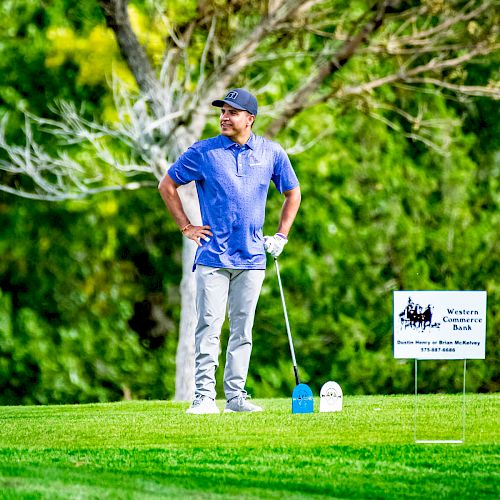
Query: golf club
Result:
<box><xmin>274</xmin><ymin>257</ymin><xmax>314</xmax><ymax>413</ymax></box>
<box><xmin>274</xmin><ymin>257</ymin><xmax>300</xmax><ymax>385</ymax></box>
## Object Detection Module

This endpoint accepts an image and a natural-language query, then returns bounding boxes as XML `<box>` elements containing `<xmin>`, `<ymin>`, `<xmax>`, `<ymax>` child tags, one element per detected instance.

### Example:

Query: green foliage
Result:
<box><xmin>251</xmin><ymin>91</ymin><xmax>499</xmax><ymax>397</ymax></box>
<box><xmin>0</xmin><ymin>396</ymin><xmax>498</xmax><ymax>498</ymax></box>
<box><xmin>0</xmin><ymin>0</ymin><xmax>498</xmax><ymax>403</ymax></box>
<box><xmin>0</xmin><ymin>192</ymin><xmax>181</xmax><ymax>404</ymax></box>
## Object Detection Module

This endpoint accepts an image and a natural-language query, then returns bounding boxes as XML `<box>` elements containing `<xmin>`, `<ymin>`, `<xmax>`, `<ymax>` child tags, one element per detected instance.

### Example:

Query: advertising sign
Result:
<box><xmin>393</xmin><ymin>291</ymin><xmax>487</xmax><ymax>359</ymax></box>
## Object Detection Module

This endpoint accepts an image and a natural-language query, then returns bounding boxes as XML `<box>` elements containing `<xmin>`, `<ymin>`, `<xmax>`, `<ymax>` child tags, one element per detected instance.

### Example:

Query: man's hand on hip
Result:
<box><xmin>264</xmin><ymin>233</ymin><xmax>288</xmax><ymax>258</ymax></box>
<box><xmin>182</xmin><ymin>224</ymin><xmax>213</xmax><ymax>247</ymax></box>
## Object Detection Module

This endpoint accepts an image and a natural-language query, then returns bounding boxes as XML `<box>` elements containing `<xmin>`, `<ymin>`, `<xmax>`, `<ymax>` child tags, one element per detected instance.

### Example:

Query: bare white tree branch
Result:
<box><xmin>362</xmin><ymin>99</ymin><xmax>461</xmax><ymax>155</ymax></box>
<box><xmin>405</xmin><ymin>77</ymin><xmax>500</xmax><ymax>99</ymax></box>
<box><xmin>395</xmin><ymin>0</ymin><xmax>491</xmax><ymax>45</ymax></box>
<box><xmin>332</xmin><ymin>43</ymin><xmax>500</xmax><ymax>100</ymax></box>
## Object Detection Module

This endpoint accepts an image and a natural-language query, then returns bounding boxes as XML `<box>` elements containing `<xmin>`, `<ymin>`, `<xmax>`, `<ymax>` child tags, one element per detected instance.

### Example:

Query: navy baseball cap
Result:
<box><xmin>212</xmin><ymin>88</ymin><xmax>258</xmax><ymax>116</ymax></box>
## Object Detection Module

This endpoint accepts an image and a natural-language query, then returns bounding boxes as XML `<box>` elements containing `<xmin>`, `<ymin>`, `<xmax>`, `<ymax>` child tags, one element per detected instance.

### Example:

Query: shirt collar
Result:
<box><xmin>220</xmin><ymin>133</ymin><xmax>255</xmax><ymax>150</ymax></box>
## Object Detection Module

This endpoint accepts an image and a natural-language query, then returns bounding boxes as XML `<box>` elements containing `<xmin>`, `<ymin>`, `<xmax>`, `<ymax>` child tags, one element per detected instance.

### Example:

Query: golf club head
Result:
<box><xmin>319</xmin><ymin>381</ymin><xmax>343</xmax><ymax>412</ymax></box>
<box><xmin>292</xmin><ymin>383</ymin><xmax>314</xmax><ymax>414</ymax></box>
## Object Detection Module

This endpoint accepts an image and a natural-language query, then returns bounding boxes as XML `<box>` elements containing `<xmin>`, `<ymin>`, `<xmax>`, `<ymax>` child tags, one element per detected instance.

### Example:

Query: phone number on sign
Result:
<box><xmin>420</xmin><ymin>347</ymin><xmax>456</xmax><ymax>353</ymax></box>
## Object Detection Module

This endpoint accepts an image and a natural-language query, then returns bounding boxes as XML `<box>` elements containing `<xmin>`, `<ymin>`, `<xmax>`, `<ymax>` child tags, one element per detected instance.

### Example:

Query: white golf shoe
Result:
<box><xmin>186</xmin><ymin>394</ymin><xmax>220</xmax><ymax>414</ymax></box>
<box><xmin>224</xmin><ymin>395</ymin><xmax>263</xmax><ymax>413</ymax></box>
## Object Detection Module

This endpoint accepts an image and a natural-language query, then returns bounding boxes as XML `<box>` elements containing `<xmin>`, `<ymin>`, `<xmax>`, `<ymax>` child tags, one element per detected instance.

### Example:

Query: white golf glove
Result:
<box><xmin>263</xmin><ymin>233</ymin><xmax>288</xmax><ymax>258</ymax></box>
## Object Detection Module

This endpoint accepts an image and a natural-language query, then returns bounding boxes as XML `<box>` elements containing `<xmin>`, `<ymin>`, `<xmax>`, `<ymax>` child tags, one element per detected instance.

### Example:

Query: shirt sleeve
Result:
<box><xmin>167</xmin><ymin>145</ymin><xmax>204</xmax><ymax>185</ymax></box>
<box><xmin>271</xmin><ymin>144</ymin><xmax>299</xmax><ymax>193</ymax></box>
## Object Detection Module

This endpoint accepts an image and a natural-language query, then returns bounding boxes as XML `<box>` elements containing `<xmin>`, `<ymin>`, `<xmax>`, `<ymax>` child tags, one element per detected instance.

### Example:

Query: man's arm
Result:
<box><xmin>158</xmin><ymin>174</ymin><xmax>212</xmax><ymax>246</ymax></box>
<box><xmin>277</xmin><ymin>186</ymin><xmax>301</xmax><ymax>237</ymax></box>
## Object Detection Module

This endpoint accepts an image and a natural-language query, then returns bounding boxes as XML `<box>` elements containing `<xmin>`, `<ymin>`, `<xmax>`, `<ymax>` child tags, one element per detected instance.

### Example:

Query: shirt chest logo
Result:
<box><xmin>248</xmin><ymin>154</ymin><xmax>263</xmax><ymax>166</ymax></box>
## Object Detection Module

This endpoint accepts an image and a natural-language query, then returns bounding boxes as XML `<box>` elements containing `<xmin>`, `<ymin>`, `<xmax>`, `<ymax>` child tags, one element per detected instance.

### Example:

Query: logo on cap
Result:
<box><xmin>226</xmin><ymin>91</ymin><xmax>238</xmax><ymax>100</ymax></box>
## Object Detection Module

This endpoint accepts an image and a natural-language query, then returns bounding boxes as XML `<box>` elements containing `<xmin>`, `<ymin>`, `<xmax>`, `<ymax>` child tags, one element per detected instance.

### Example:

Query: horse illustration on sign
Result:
<box><xmin>399</xmin><ymin>297</ymin><xmax>439</xmax><ymax>331</ymax></box>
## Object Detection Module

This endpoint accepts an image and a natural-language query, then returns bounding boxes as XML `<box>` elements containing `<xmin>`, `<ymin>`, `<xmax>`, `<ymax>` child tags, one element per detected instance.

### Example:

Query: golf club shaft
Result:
<box><xmin>274</xmin><ymin>258</ymin><xmax>300</xmax><ymax>386</ymax></box>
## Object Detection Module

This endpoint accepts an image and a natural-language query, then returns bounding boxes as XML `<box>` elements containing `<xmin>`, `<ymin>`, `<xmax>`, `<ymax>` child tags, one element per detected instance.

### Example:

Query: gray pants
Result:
<box><xmin>194</xmin><ymin>265</ymin><xmax>265</xmax><ymax>401</ymax></box>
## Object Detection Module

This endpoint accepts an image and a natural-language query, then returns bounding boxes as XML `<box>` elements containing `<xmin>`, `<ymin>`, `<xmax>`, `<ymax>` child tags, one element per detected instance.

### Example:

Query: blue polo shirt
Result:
<box><xmin>168</xmin><ymin>133</ymin><xmax>299</xmax><ymax>270</ymax></box>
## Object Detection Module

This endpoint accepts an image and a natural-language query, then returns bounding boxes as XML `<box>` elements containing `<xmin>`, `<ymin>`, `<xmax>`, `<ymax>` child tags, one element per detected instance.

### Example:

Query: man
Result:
<box><xmin>158</xmin><ymin>88</ymin><xmax>301</xmax><ymax>414</ymax></box>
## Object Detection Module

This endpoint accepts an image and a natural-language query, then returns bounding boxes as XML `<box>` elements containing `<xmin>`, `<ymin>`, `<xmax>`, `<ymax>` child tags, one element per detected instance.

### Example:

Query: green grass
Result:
<box><xmin>0</xmin><ymin>394</ymin><xmax>498</xmax><ymax>498</ymax></box>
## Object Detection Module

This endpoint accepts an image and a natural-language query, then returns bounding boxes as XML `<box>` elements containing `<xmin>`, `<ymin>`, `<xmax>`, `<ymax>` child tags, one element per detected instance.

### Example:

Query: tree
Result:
<box><xmin>0</xmin><ymin>0</ymin><xmax>498</xmax><ymax>400</ymax></box>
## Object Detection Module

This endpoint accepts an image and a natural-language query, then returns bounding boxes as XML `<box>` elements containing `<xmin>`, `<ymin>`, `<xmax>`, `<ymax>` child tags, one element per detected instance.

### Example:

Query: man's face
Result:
<box><xmin>219</xmin><ymin>104</ymin><xmax>254</xmax><ymax>141</ymax></box>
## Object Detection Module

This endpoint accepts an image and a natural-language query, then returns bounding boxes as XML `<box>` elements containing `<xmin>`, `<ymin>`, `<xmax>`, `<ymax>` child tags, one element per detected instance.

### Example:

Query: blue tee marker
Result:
<box><xmin>292</xmin><ymin>383</ymin><xmax>314</xmax><ymax>414</ymax></box>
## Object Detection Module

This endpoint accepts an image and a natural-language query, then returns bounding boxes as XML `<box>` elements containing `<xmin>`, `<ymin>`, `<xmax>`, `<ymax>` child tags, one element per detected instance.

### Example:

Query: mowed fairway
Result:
<box><xmin>0</xmin><ymin>394</ymin><xmax>498</xmax><ymax>499</ymax></box>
